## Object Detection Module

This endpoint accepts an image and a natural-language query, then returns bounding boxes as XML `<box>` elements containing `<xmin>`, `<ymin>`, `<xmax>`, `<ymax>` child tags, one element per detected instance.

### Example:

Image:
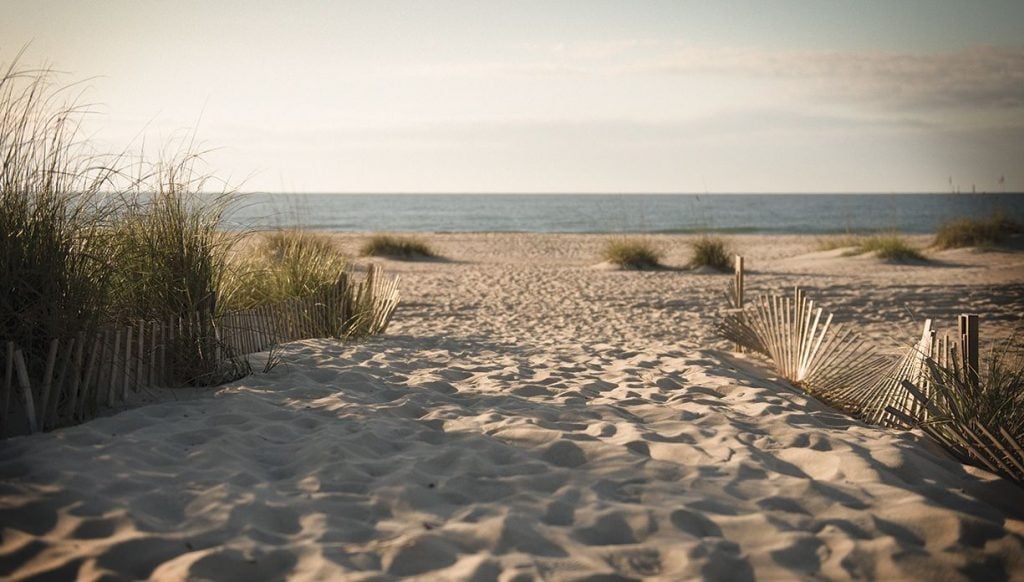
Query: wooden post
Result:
<box><xmin>733</xmin><ymin>255</ymin><xmax>744</xmax><ymax>352</ymax></box>
<box><xmin>38</xmin><ymin>338</ymin><xmax>60</xmax><ymax>428</ymax></box>
<box><xmin>958</xmin><ymin>314</ymin><xmax>979</xmax><ymax>392</ymax></box>
<box><xmin>2</xmin><ymin>342</ymin><xmax>13</xmax><ymax>433</ymax></box>
<box><xmin>49</xmin><ymin>337</ymin><xmax>76</xmax><ymax>429</ymax></box>
<box><xmin>108</xmin><ymin>330</ymin><xmax>121</xmax><ymax>406</ymax></box>
<box><xmin>137</xmin><ymin>320</ymin><xmax>145</xmax><ymax>392</ymax></box>
<box><xmin>149</xmin><ymin>321</ymin><xmax>157</xmax><ymax>388</ymax></box>
<box><xmin>14</xmin><ymin>350</ymin><xmax>38</xmax><ymax>434</ymax></box>
<box><xmin>67</xmin><ymin>333</ymin><xmax>86</xmax><ymax>421</ymax></box>
<box><xmin>123</xmin><ymin>325</ymin><xmax>132</xmax><ymax>401</ymax></box>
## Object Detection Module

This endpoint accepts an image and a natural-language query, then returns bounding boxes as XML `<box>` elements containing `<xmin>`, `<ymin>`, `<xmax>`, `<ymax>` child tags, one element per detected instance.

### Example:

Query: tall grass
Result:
<box><xmin>0</xmin><ymin>54</ymin><xmax>117</xmax><ymax>378</ymax></box>
<box><xmin>933</xmin><ymin>213</ymin><xmax>1022</xmax><ymax>249</ymax></box>
<box><xmin>112</xmin><ymin>154</ymin><xmax>238</xmax><ymax>321</ymax></box>
<box><xmin>601</xmin><ymin>237</ymin><xmax>663</xmax><ymax>269</ymax></box>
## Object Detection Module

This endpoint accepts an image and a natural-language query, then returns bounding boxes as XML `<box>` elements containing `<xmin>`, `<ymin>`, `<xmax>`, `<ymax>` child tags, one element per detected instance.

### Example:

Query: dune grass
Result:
<box><xmin>360</xmin><ymin>234</ymin><xmax>437</xmax><ymax>259</ymax></box>
<box><xmin>910</xmin><ymin>343</ymin><xmax>1024</xmax><ymax>486</ymax></box>
<box><xmin>1</xmin><ymin>51</ymin><xmax>401</xmax><ymax>396</ymax></box>
<box><xmin>689</xmin><ymin>234</ymin><xmax>732</xmax><ymax>270</ymax></box>
<box><xmin>601</xmin><ymin>237</ymin><xmax>663</xmax><ymax>269</ymax></box>
<box><xmin>933</xmin><ymin>213</ymin><xmax>1022</xmax><ymax>250</ymax></box>
<box><xmin>856</xmin><ymin>234</ymin><xmax>926</xmax><ymax>261</ymax></box>
<box><xmin>0</xmin><ymin>54</ymin><xmax>119</xmax><ymax>378</ymax></box>
<box><xmin>227</xmin><ymin>229</ymin><xmax>348</xmax><ymax>310</ymax></box>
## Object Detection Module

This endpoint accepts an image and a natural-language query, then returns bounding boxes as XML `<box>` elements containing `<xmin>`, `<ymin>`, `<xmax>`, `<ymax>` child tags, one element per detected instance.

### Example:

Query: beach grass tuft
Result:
<box><xmin>227</xmin><ymin>229</ymin><xmax>347</xmax><ymax>310</ymax></box>
<box><xmin>360</xmin><ymin>234</ymin><xmax>437</xmax><ymax>259</ymax></box>
<box><xmin>856</xmin><ymin>234</ymin><xmax>925</xmax><ymax>261</ymax></box>
<box><xmin>933</xmin><ymin>213</ymin><xmax>1022</xmax><ymax>249</ymax></box>
<box><xmin>910</xmin><ymin>342</ymin><xmax>1024</xmax><ymax>485</ymax></box>
<box><xmin>601</xmin><ymin>237</ymin><xmax>663</xmax><ymax>269</ymax></box>
<box><xmin>689</xmin><ymin>235</ymin><xmax>732</xmax><ymax>270</ymax></box>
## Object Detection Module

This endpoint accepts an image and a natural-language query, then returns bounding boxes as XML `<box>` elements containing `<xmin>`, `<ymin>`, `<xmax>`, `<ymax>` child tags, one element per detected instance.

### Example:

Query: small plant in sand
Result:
<box><xmin>933</xmin><ymin>213</ymin><xmax>1022</xmax><ymax>249</ymax></box>
<box><xmin>360</xmin><ymin>234</ymin><xmax>437</xmax><ymax>259</ymax></box>
<box><xmin>601</xmin><ymin>237</ymin><xmax>663</xmax><ymax>270</ymax></box>
<box><xmin>689</xmin><ymin>235</ymin><xmax>732</xmax><ymax>271</ymax></box>
<box><xmin>855</xmin><ymin>234</ymin><xmax>925</xmax><ymax>261</ymax></box>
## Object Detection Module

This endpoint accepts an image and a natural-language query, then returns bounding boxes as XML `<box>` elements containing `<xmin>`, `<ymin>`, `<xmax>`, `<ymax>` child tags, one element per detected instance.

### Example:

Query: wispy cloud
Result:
<box><xmin>405</xmin><ymin>42</ymin><xmax>1024</xmax><ymax>111</ymax></box>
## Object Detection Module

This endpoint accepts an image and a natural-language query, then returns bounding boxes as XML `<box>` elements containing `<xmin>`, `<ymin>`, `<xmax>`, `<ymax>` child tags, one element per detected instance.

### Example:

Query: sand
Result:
<box><xmin>2</xmin><ymin>233</ymin><xmax>1023</xmax><ymax>580</ymax></box>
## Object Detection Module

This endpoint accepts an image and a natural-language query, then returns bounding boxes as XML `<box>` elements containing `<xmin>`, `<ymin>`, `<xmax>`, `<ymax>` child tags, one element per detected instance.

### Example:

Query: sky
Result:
<box><xmin>2</xmin><ymin>1</ymin><xmax>1023</xmax><ymax>193</ymax></box>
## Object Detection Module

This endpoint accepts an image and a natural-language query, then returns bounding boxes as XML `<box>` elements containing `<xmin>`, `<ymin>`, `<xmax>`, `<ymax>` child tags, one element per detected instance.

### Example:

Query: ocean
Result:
<box><xmin>227</xmin><ymin>193</ymin><xmax>1024</xmax><ymax>235</ymax></box>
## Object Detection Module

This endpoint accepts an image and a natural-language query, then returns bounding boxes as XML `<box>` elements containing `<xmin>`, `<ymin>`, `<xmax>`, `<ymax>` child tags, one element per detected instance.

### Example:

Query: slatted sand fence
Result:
<box><xmin>882</xmin><ymin>315</ymin><xmax>1024</xmax><ymax>486</ymax></box>
<box><xmin>0</xmin><ymin>265</ymin><xmax>401</xmax><ymax>437</ymax></box>
<box><xmin>0</xmin><ymin>318</ymin><xmax>187</xmax><ymax>437</ymax></box>
<box><xmin>717</xmin><ymin>286</ymin><xmax>891</xmax><ymax>411</ymax></box>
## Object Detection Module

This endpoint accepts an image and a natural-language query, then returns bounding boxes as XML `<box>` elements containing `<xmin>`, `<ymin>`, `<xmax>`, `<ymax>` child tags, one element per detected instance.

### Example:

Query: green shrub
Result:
<box><xmin>601</xmin><ymin>238</ymin><xmax>663</xmax><ymax>269</ymax></box>
<box><xmin>360</xmin><ymin>234</ymin><xmax>437</xmax><ymax>259</ymax></box>
<box><xmin>856</xmin><ymin>234</ymin><xmax>925</xmax><ymax>261</ymax></box>
<box><xmin>933</xmin><ymin>213</ymin><xmax>1022</xmax><ymax>249</ymax></box>
<box><xmin>689</xmin><ymin>235</ymin><xmax>732</xmax><ymax>270</ymax></box>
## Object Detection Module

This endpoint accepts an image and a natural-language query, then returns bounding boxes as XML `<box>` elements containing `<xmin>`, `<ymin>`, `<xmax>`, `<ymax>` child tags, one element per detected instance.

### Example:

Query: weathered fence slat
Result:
<box><xmin>14</xmin><ymin>350</ymin><xmax>37</xmax><ymax>434</ymax></box>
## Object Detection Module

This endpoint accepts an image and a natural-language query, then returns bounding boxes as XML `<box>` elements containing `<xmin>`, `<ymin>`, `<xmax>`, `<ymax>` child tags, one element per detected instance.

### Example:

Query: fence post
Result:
<box><xmin>733</xmin><ymin>255</ymin><xmax>744</xmax><ymax>352</ymax></box>
<box><xmin>49</xmin><ymin>337</ymin><xmax>76</xmax><ymax>429</ymax></box>
<box><xmin>958</xmin><ymin>314</ymin><xmax>979</xmax><ymax>392</ymax></box>
<box><xmin>13</xmin><ymin>350</ymin><xmax>38</xmax><ymax>434</ymax></box>
<box><xmin>38</xmin><ymin>339</ymin><xmax>60</xmax><ymax>429</ymax></box>
<box><xmin>2</xmin><ymin>342</ymin><xmax>13</xmax><ymax>433</ymax></box>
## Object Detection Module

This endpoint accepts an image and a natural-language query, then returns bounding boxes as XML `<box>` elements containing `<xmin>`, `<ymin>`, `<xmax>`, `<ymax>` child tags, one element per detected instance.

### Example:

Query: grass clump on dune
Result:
<box><xmin>360</xmin><ymin>234</ymin><xmax>437</xmax><ymax>259</ymax></box>
<box><xmin>601</xmin><ymin>237</ymin><xmax>663</xmax><ymax>270</ymax></box>
<box><xmin>933</xmin><ymin>213</ymin><xmax>1022</xmax><ymax>249</ymax></box>
<box><xmin>689</xmin><ymin>235</ymin><xmax>732</xmax><ymax>271</ymax></box>
<box><xmin>856</xmin><ymin>234</ymin><xmax>925</xmax><ymax>261</ymax></box>
<box><xmin>227</xmin><ymin>229</ymin><xmax>347</xmax><ymax>309</ymax></box>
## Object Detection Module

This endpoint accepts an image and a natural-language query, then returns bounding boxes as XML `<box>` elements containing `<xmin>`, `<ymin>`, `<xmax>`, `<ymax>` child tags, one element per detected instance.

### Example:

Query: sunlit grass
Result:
<box><xmin>601</xmin><ymin>237</ymin><xmax>663</xmax><ymax>269</ymax></box>
<box><xmin>689</xmin><ymin>234</ymin><xmax>732</xmax><ymax>270</ymax></box>
<box><xmin>855</xmin><ymin>233</ymin><xmax>926</xmax><ymax>261</ymax></box>
<box><xmin>933</xmin><ymin>213</ymin><xmax>1022</xmax><ymax>249</ymax></box>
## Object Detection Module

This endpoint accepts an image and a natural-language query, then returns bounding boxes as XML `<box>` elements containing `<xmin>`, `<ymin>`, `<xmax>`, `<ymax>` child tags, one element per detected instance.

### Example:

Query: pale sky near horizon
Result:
<box><xmin>3</xmin><ymin>1</ymin><xmax>1023</xmax><ymax>193</ymax></box>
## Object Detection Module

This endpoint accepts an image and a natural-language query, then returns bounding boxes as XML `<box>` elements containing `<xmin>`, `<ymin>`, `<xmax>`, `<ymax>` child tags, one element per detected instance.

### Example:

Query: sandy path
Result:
<box><xmin>1</xmin><ymin>233</ymin><xmax>1022</xmax><ymax>580</ymax></box>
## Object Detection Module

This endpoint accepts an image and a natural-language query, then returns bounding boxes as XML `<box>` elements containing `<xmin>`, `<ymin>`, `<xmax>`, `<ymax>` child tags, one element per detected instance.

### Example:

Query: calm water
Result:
<box><xmin>227</xmin><ymin>193</ymin><xmax>1024</xmax><ymax>234</ymax></box>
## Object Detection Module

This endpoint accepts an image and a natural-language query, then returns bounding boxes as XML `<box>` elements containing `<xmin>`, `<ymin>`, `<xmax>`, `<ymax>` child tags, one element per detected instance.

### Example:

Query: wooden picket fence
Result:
<box><xmin>0</xmin><ymin>265</ymin><xmax>400</xmax><ymax>437</ymax></box>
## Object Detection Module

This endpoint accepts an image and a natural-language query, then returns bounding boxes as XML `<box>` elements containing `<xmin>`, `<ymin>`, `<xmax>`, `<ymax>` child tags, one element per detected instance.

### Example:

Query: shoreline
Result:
<box><xmin>2</xmin><ymin>232</ymin><xmax>1022</xmax><ymax>579</ymax></box>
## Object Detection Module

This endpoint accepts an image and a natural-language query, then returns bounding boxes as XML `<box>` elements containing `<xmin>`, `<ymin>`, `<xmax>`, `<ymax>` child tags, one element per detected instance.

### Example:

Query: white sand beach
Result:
<box><xmin>2</xmin><ymin>233</ymin><xmax>1023</xmax><ymax>580</ymax></box>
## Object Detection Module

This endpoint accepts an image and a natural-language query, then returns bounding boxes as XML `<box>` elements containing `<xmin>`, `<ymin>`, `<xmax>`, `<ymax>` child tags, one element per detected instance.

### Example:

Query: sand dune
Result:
<box><xmin>2</xmin><ymin>233</ymin><xmax>1022</xmax><ymax>580</ymax></box>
